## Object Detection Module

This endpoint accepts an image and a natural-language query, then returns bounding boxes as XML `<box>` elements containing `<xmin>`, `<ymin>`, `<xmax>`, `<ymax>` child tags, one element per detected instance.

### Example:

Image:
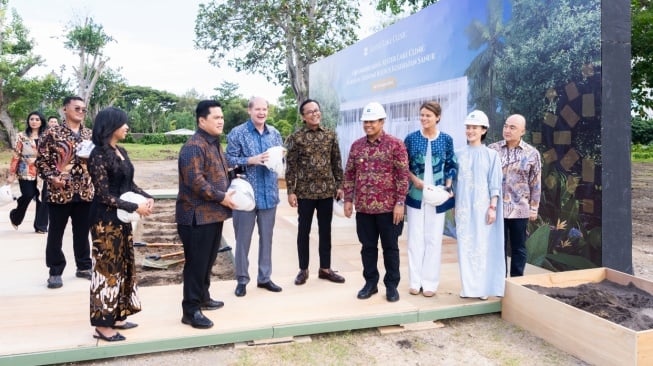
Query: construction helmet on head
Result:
<box><xmin>360</xmin><ymin>102</ymin><xmax>387</xmax><ymax>121</ymax></box>
<box><xmin>464</xmin><ymin>110</ymin><xmax>489</xmax><ymax>127</ymax></box>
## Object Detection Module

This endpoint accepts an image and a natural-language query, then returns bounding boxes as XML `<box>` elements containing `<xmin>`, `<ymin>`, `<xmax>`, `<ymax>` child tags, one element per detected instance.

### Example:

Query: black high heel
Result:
<box><xmin>93</xmin><ymin>329</ymin><xmax>126</xmax><ymax>342</ymax></box>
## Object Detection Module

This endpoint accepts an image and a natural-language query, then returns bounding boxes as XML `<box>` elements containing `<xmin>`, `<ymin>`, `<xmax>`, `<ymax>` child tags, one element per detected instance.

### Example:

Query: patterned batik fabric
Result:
<box><xmin>285</xmin><ymin>125</ymin><xmax>343</xmax><ymax>200</ymax></box>
<box><xmin>89</xmin><ymin>220</ymin><xmax>141</xmax><ymax>327</ymax></box>
<box><xmin>343</xmin><ymin>131</ymin><xmax>410</xmax><ymax>214</ymax></box>
<box><xmin>36</xmin><ymin>124</ymin><xmax>94</xmax><ymax>204</ymax></box>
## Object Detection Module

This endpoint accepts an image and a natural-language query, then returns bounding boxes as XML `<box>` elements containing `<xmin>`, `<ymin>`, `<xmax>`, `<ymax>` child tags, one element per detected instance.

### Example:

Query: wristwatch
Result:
<box><xmin>444</xmin><ymin>186</ymin><xmax>453</xmax><ymax>193</ymax></box>
<box><xmin>396</xmin><ymin>201</ymin><xmax>405</xmax><ymax>206</ymax></box>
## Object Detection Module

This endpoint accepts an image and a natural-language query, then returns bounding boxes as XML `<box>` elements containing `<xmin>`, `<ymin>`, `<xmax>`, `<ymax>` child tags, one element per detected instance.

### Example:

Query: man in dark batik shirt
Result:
<box><xmin>285</xmin><ymin>99</ymin><xmax>345</xmax><ymax>286</ymax></box>
<box><xmin>176</xmin><ymin>100</ymin><xmax>235</xmax><ymax>329</ymax></box>
<box><xmin>37</xmin><ymin>96</ymin><xmax>94</xmax><ymax>289</ymax></box>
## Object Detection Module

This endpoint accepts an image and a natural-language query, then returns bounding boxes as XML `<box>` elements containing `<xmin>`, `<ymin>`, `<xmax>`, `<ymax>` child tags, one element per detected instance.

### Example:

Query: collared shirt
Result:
<box><xmin>404</xmin><ymin>130</ymin><xmax>457</xmax><ymax>210</ymax></box>
<box><xmin>225</xmin><ymin>120</ymin><xmax>283</xmax><ymax>210</ymax></box>
<box><xmin>488</xmin><ymin>139</ymin><xmax>542</xmax><ymax>219</ymax></box>
<box><xmin>10</xmin><ymin>132</ymin><xmax>39</xmax><ymax>180</ymax></box>
<box><xmin>36</xmin><ymin>123</ymin><xmax>94</xmax><ymax>204</ymax></box>
<box><xmin>285</xmin><ymin>125</ymin><xmax>343</xmax><ymax>200</ymax></box>
<box><xmin>343</xmin><ymin>131</ymin><xmax>410</xmax><ymax>214</ymax></box>
<box><xmin>176</xmin><ymin>128</ymin><xmax>232</xmax><ymax>225</ymax></box>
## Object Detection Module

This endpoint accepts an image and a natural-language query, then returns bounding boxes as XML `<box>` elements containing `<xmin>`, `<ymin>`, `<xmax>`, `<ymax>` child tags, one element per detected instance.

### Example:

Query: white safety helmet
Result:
<box><xmin>0</xmin><ymin>185</ymin><xmax>14</xmax><ymax>206</ymax></box>
<box><xmin>228</xmin><ymin>177</ymin><xmax>256</xmax><ymax>211</ymax></box>
<box><xmin>464</xmin><ymin>110</ymin><xmax>489</xmax><ymax>127</ymax></box>
<box><xmin>76</xmin><ymin>140</ymin><xmax>95</xmax><ymax>159</ymax></box>
<box><xmin>332</xmin><ymin>198</ymin><xmax>345</xmax><ymax>217</ymax></box>
<box><xmin>422</xmin><ymin>185</ymin><xmax>450</xmax><ymax>206</ymax></box>
<box><xmin>360</xmin><ymin>102</ymin><xmax>387</xmax><ymax>121</ymax></box>
<box><xmin>264</xmin><ymin>146</ymin><xmax>286</xmax><ymax>176</ymax></box>
<box><xmin>117</xmin><ymin>191</ymin><xmax>148</xmax><ymax>223</ymax></box>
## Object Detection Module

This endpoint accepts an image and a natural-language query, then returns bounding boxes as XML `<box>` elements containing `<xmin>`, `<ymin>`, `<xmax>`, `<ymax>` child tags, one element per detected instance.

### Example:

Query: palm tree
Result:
<box><xmin>464</xmin><ymin>0</ymin><xmax>505</xmax><ymax>137</ymax></box>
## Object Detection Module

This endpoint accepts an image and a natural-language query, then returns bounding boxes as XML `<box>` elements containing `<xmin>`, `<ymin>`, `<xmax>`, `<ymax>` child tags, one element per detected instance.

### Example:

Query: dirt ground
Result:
<box><xmin>70</xmin><ymin>160</ymin><xmax>653</xmax><ymax>366</ymax></box>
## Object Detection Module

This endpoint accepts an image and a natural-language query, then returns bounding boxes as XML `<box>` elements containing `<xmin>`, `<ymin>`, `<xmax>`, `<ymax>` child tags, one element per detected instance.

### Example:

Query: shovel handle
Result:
<box><xmin>145</xmin><ymin>250</ymin><xmax>185</xmax><ymax>260</ymax></box>
<box><xmin>134</xmin><ymin>242</ymin><xmax>182</xmax><ymax>247</ymax></box>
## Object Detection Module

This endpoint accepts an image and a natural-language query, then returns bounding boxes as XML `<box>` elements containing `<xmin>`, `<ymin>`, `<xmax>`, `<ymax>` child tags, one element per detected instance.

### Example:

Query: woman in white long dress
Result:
<box><xmin>454</xmin><ymin>110</ymin><xmax>505</xmax><ymax>300</ymax></box>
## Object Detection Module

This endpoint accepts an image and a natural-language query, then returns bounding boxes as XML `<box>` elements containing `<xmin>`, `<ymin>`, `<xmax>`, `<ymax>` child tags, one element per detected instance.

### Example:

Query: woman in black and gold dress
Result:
<box><xmin>87</xmin><ymin>107</ymin><xmax>154</xmax><ymax>342</ymax></box>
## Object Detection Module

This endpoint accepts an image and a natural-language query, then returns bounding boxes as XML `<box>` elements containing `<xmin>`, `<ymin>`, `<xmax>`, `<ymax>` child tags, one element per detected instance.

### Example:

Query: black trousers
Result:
<box><xmin>178</xmin><ymin>221</ymin><xmax>224</xmax><ymax>315</ymax></box>
<box><xmin>46</xmin><ymin>201</ymin><xmax>92</xmax><ymax>275</ymax></box>
<box><xmin>504</xmin><ymin>218</ymin><xmax>529</xmax><ymax>277</ymax></box>
<box><xmin>296</xmin><ymin>197</ymin><xmax>333</xmax><ymax>270</ymax></box>
<box><xmin>9</xmin><ymin>179</ymin><xmax>48</xmax><ymax>232</ymax></box>
<box><xmin>355</xmin><ymin>212</ymin><xmax>402</xmax><ymax>289</ymax></box>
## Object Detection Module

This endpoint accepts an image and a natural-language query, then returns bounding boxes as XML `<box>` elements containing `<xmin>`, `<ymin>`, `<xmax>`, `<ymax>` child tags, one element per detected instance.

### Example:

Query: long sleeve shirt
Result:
<box><xmin>285</xmin><ymin>125</ymin><xmax>343</xmax><ymax>200</ymax></box>
<box><xmin>36</xmin><ymin>123</ymin><xmax>94</xmax><ymax>204</ymax></box>
<box><xmin>225</xmin><ymin>120</ymin><xmax>282</xmax><ymax>210</ymax></box>
<box><xmin>404</xmin><ymin>130</ymin><xmax>457</xmax><ymax>211</ymax></box>
<box><xmin>176</xmin><ymin>128</ymin><xmax>232</xmax><ymax>225</ymax></box>
<box><xmin>343</xmin><ymin>131</ymin><xmax>410</xmax><ymax>214</ymax></box>
<box><xmin>9</xmin><ymin>132</ymin><xmax>39</xmax><ymax>180</ymax></box>
<box><xmin>488</xmin><ymin>139</ymin><xmax>542</xmax><ymax>219</ymax></box>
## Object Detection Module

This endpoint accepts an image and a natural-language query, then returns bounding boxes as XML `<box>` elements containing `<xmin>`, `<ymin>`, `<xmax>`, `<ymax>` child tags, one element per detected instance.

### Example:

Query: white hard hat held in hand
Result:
<box><xmin>422</xmin><ymin>185</ymin><xmax>450</xmax><ymax>206</ymax></box>
<box><xmin>0</xmin><ymin>185</ymin><xmax>15</xmax><ymax>206</ymax></box>
<box><xmin>228</xmin><ymin>177</ymin><xmax>256</xmax><ymax>211</ymax></box>
<box><xmin>117</xmin><ymin>192</ymin><xmax>148</xmax><ymax>223</ymax></box>
<box><xmin>264</xmin><ymin>146</ymin><xmax>286</xmax><ymax>176</ymax></box>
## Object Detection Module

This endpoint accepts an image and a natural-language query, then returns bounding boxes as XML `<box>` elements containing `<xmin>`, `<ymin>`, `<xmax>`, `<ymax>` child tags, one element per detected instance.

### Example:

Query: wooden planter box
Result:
<box><xmin>502</xmin><ymin>268</ymin><xmax>653</xmax><ymax>366</ymax></box>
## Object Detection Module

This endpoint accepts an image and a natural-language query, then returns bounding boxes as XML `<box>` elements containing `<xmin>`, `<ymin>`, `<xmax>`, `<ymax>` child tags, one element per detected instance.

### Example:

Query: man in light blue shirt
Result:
<box><xmin>226</xmin><ymin>97</ymin><xmax>283</xmax><ymax>297</ymax></box>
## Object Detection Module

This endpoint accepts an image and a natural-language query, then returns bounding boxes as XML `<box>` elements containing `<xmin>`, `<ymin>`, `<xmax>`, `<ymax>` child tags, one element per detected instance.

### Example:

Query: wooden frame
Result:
<box><xmin>502</xmin><ymin>268</ymin><xmax>653</xmax><ymax>366</ymax></box>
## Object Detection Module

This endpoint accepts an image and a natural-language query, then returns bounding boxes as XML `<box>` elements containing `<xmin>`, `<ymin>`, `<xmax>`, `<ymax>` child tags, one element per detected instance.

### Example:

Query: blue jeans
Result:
<box><xmin>504</xmin><ymin>218</ymin><xmax>528</xmax><ymax>277</ymax></box>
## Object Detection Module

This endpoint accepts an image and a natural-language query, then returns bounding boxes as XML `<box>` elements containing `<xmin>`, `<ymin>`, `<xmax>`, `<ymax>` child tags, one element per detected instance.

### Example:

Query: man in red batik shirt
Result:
<box><xmin>343</xmin><ymin>102</ymin><xmax>410</xmax><ymax>303</ymax></box>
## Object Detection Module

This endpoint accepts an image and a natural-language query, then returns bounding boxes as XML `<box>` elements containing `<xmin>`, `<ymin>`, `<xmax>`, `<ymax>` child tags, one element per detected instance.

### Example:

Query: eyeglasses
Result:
<box><xmin>362</xmin><ymin>120</ymin><xmax>380</xmax><ymax>124</ymax></box>
<box><xmin>73</xmin><ymin>106</ymin><xmax>88</xmax><ymax>114</ymax></box>
<box><xmin>303</xmin><ymin>108</ymin><xmax>321</xmax><ymax>116</ymax></box>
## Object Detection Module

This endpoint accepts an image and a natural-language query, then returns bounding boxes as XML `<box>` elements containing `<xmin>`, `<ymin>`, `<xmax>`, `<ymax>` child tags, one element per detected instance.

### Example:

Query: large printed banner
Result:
<box><xmin>315</xmin><ymin>1</ymin><xmax>483</xmax><ymax>103</ymax></box>
<box><xmin>310</xmin><ymin>0</ymin><xmax>604</xmax><ymax>272</ymax></box>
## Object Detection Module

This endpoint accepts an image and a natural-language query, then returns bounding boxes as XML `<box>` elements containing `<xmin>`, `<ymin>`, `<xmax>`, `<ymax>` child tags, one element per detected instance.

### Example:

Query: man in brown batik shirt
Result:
<box><xmin>37</xmin><ymin>96</ymin><xmax>94</xmax><ymax>289</ymax></box>
<box><xmin>285</xmin><ymin>99</ymin><xmax>345</xmax><ymax>286</ymax></box>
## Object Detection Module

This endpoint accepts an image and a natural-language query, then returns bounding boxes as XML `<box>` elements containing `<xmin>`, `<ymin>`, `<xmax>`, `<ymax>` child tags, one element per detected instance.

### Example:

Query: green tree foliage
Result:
<box><xmin>64</xmin><ymin>17</ymin><xmax>114</xmax><ymax>106</ymax></box>
<box><xmin>375</xmin><ymin>0</ymin><xmax>439</xmax><ymax>14</ymax></box>
<box><xmin>212</xmin><ymin>81</ymin><xmax>248</xmax><ymax>134</ymax></box>
<box><xmin>115</xmin><ymin>86</ymin><xmax>178</xmax><ymax>133</ymax></box>
<box><xmin>274</xmin><ymin>86</ymin><xmax>300</xmax><ymax>133</ymax></box>
<box><xmin>632</xmin><ymin>116</ymin><xmax>653</xmax><ymax>145</ymax></box>
<box><xmin>632</xmin><ymin>0</ymin><xmax>653</xmax><ymax>117</ymax></box>
<box><xmin>464</xmin><ymin>0</ymin><xmax>505</xmax><ymax>137</ymax></box>
<box><xmin>87</xmin><ymin>67</ymin><xmax>126</xmax><ymax>119</ymax></box>
<box><xmin>495</xmin><ymin>0</ymin><xmax>600</xmax><ymax>124</ymax></box>
<box><xmin>194</xmin><ymin>0</ymin><xmax>360</xmax><ymax>105</ymax></box>
<box><xmin>0</xmin><ymin>0</ymin><xmax>43</xmax><ymax>147</ymax></box>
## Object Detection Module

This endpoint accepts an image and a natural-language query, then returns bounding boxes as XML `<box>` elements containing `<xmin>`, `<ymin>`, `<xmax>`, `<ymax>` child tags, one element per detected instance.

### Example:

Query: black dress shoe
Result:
<box><xmin>257</xmin><ymin>280</ymin><xmax>282</xmax><ymax>292</ymax></box>
<box><xmin>318</xmin><ymin>268</ymin><xmax>345</xmax><ymax>283</ymax></box>
<box><xmin>294</xmin><ymin>269</ymin><xmax>308</xmax><ymax>285</ymax></box>
<box><xmin>386</xmin><ymin>287</ymin><xmax>400</xmax><ymax>302</ymax></box>
<box><xmin>357</xmin><ymin>283</ymin><xmax>379</xmax><ymax>299</ymax></box>
<box><xmin>235</xmin><ymin>284</ymin><xmax>247</xmax><ymax>297</ymax></box>
<box><xmin>201</xmin><ymin>299</ymin><xmax>225</xmax><ymax>310</ymax></box>
<box><xmin>181</xmin><ymin>310</ymin><xmax>214</xmax><ymax>329</ymax></box>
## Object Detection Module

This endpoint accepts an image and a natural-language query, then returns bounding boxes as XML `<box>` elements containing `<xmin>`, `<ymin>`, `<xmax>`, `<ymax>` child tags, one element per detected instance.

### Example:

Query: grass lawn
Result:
<box><xmin>0</xmin><ymin>143</ymin><xmax>183</xmax><ymax>166</ymax></box>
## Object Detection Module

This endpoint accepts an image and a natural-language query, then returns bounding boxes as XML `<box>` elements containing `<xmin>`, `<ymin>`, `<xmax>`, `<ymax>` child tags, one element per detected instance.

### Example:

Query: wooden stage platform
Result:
<box><xmin>0</xmin><ymin>190</ymin><xmax>531</xmax><ymax>365</ymax></box>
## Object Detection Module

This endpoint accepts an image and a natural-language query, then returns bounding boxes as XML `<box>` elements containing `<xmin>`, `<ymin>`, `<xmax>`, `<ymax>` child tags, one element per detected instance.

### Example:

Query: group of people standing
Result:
<box><xmin>5</xmin><ymin>94</ymin><xmax>541</xmax><ymax>342</ymax></box>
<box><xmin>329</xmin><ymin>101</ymin><xmax>541</xmax><ymax>303</ymax></box>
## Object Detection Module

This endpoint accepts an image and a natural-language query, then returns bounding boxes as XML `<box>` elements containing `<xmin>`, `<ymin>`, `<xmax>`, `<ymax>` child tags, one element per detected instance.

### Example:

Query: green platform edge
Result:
<box><xmin>0</xmin><ymin>302</ymin><xmax>500</xmax><ymax>366</ymax></box>
<box><xmin>0</xmin><ymin>193</ymin><xmax>501</xmax><ymax>365</ymax></box>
